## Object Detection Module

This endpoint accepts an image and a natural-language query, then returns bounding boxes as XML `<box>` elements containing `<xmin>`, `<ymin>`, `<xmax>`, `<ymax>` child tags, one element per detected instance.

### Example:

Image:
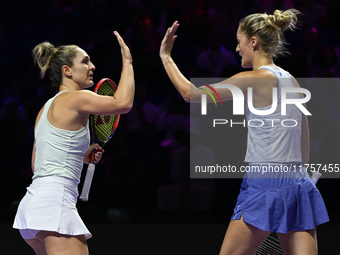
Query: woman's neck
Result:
<box><xmin>252</xmin><ymin>53</ymin><xmax>275</xmax><ymax>70</ymax></box>
<box><xmin>59</xmin><ymin>81</ymin><xmax>80</xmax><ymax>92</ymax></box>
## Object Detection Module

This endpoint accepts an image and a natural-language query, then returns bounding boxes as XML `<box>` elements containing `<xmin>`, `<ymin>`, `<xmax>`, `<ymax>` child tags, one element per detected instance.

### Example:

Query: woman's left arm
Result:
<box><xmin>301</xmin><ymin>107</ymin><xmax>310</xmax><ymax>166</ymax></box>
<box><xmin>290</xmin><ymin>75</ymin><xmax>309</xmax><ymax>166</ymax></box>
<box><xmin>31</xmin><ymin>141</ymin><xmax>36</xmax><ymax>173</ymax></box>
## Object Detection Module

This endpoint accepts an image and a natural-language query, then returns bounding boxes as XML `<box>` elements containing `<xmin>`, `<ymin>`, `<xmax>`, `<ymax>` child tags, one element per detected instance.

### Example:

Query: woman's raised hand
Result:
<box><xmin>114</xmin><ymin>31</ymin><xmax>132</xmax><ymax>64</ymax></box>
<box><xmin>160</xmin><ymin>21</ymin><xmax>179</xmax><ymax>60</ymax></box>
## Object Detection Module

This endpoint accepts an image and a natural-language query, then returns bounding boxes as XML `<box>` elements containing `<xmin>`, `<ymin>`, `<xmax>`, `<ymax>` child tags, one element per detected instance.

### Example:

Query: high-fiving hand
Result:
<box><xmin>160</xmin><ymin>21</ymin><xmax>180</xmax><ymax>59</ymax></box>
<box><xmin>114</xmin><ymin>31</ymin><xmax>133</xmax><ymax>64</ymax></box>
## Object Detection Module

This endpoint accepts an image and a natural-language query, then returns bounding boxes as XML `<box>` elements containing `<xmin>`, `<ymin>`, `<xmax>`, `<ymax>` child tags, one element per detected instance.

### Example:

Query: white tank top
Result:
<box><xmin>244</xmin><ymin>66</ymin><xmax>302</xmax><ymax>163</ymax></box>
<box><xmin>33</xmin><ymin>91</ymin><xmax>90</xmax><ymax>183</ymax></box>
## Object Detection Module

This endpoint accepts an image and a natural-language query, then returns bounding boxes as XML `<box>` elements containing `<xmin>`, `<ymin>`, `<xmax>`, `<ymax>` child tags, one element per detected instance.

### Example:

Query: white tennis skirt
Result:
<box><xmin>13</xmin><ymin>176</ymin><xmax>92</xmax><ymax>239</ymax></box>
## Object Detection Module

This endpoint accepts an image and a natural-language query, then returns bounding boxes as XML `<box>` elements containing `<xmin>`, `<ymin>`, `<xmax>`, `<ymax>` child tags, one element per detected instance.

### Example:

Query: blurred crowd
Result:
<box><xmin>0</xmin><ymin>0</ymin><xmax>339</xmax><ymax>224</ymax></box>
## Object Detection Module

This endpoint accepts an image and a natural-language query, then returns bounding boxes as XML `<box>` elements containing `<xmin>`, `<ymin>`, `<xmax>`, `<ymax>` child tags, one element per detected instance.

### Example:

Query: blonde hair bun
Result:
<box><xmin>239</xmin><ymin>8</ymin><xmax>301</xmax><ymax>58</ymax></box>
<box><xmin>271</xmin><ymin>9</ymin><xmax>300</xmax><ymax>31</ymax></box>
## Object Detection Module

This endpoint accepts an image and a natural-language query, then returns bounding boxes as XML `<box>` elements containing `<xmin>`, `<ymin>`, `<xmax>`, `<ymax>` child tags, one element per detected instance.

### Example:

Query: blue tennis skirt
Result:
<box><xmin>231</xmin><ymin>164</ymin><xmax>329</xmax><ymax>233</ymax></box>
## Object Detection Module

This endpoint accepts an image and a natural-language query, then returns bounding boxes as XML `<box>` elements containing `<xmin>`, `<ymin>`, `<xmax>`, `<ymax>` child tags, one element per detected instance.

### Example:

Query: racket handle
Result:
<box><xmin>80</xmin><ymin>163</ymin><xmax>96</xmax><ymax>202</ymax></box>
<box><xmin>311</xmin><ymin>171</ymin><xmax>322</xmax><ymax>185</ymax></box>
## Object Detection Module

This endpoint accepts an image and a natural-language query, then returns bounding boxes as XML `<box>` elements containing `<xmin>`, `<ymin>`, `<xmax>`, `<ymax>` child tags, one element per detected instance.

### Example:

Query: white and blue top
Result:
<box><xmin>244</xmin><ymin>65</ymin><xmax>302</xmax><ymax>164</ymax></box>
<box><xmin>33</xmin><ymin>91</ymin><xmax>90</xmax><ymax>184</ymax></box>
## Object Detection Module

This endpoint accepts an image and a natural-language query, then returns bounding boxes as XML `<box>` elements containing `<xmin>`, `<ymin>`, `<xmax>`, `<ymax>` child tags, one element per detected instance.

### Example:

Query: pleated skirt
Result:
<box><xmin>231</xmin><ymin>164</ymin><xmax>329</xmax><ymax>233</ymax></box>
<box><xmin>13</xmin><ymin>176</ymin><xmax>92</xmax><ymax>239</ymax></box>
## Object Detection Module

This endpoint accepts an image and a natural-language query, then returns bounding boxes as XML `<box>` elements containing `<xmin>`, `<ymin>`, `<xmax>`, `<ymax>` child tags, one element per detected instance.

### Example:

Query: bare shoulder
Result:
<box><xmin>289</xmin><ymin>74</ymin><xmax>306</xmax><ymax>100</ymax></box>
<box><xmin>51</xmin><ymin>89</ymin><xmax>129</xmax><ymax>115</ymax></box>
<box><xmin>231</xmin><ymin>69</ymin><xmax>276</xmax><ymax>79</ymax></box>
<box><xmin>35</xmin><ymin>104</ymin><xmax>46</xmax><ymax>129</ymax></box>
<box><xmin>57</xmin><ymin>90</ymin><xmax>96</xmax><ymax>102</ymax></box>
<box><xmin>290</xmin><ymin>74</ymin><xmax>301</xmax><ymax>88</ymax></box>
<box><xmin>220</xmin><ymin>69</ymin><xmax>276</xmax><ymax>91</ymax></box>
<box><xmin>53</xmin><ymin>90</ymin><xmax>97</xmax><ymax>109</ymax></box>
<box><xmin>73</xmin><ymin>89</ymin><xmax>96</xmax><ymax>97</ymax></box>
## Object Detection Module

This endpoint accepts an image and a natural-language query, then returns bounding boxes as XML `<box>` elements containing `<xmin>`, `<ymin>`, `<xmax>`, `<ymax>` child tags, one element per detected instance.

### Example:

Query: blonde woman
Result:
<box><xmin>160</xmin><ymin>10</ymin><xmax>329</xmax><ymax>255</ymax></box>
<box><xmin>13</xmin><ymin>31</ymin><xmax>134</xmax><ymax>255</ymax></box>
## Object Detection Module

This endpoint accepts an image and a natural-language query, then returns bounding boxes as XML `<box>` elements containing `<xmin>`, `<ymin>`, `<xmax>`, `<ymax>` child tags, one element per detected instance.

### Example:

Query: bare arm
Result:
<box><xmin>301</xmin><ymin>108</ymin><xmax>310</xmax><ymax>166</ymax></box>
<box><xmin>73</xmin><ymin>31</ymin><xmax>135</xmax><ymax>115</ymax></box>
<box><xmin>83</xmin><ymin>143</ymin><xmax>104</xmax><ymax>164</ymax></box>
<box><xmin>290</xmin><ymin>76</ymin><xmax>310</xmax><ymax>166</ymax></box>
<box><xmin>159</xmin><ymin>21</ymin><xmax>262</xmax><ymax>103</ymax></box>
<box><xmin>31</xmin><ymin>141</ymin><xmax>36</xmax><ymax>173</ymax></box>
<box><xmin>159</xmin><ymin>21</ymin><xmax>195</xmax><ymax>102</ymax></box>
<box><xmin>31</xmin><ymin>106</ymin><xmax>45</xmax><ymax>173</ymax></box>
<box><xmin>112</xmin><ymin>31</ymin><xmax>134</xmax><ymax>112</ymax></box>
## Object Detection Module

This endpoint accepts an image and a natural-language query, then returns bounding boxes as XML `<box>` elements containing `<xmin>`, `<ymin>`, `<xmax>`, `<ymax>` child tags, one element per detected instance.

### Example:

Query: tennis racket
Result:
<box><xmin>79</xmin><ymin>78</ymin><xmax>120</xmax><ymax>202</ymax></box>
<box><xmin>254</xmin><ymin>171</ymin><xmax>322</xmax><ymax>255</ymax></box>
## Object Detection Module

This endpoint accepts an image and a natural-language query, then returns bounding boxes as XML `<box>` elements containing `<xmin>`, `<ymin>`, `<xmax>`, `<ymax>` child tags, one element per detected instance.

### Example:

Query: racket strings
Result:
<box><xmin>254</xmin><ymin>232</ymin><xmax>283</xmax><ymax>255</ymax></box>
<box><xmin>93</xmin><ymin>81</ymin><xmax>119</xmax><ymax>142</ymax></box>
<box><xmin>97</xmin><ymin>81</ymin><xmax>115</xmax><ymax>97</ymax></box>
<box><xmin>94</xmin><ymin>115</ymin><xmax>118</xmax><ymax>141</ymax></box>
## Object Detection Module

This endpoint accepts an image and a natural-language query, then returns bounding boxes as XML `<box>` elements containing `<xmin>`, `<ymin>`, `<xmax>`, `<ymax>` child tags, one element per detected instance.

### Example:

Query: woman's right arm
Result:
<box><xmin>73</xmin><ymin>31</ymin><xmax>135</xmax><ymax>115</ymax></box>
<box><xmin>159</xmin><ymin>21</ymin><xmax>257</xmax><ymax>104</ymax></box>
<box><xmin>159</xmin><ymin>21</ymin><xmax>194</xmax><ymax>102</ymax></box>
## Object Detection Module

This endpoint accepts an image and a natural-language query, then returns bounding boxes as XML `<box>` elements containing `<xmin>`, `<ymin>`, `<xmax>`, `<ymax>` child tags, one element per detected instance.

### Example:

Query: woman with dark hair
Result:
<box><xmin>13</xmin><ymin>31</ymin><xmax>134</xmax><ymax>255</ymax></box>
<box><xmin>160</xmin><ymin>9</ymin><xmax>329</xmax><ymax>255</ymax></box>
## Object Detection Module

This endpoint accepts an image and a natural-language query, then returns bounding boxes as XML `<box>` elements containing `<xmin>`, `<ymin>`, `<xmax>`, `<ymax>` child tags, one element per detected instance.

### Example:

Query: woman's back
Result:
<box><xmin>33</xmin><ymin>91</ymin><xmax>90</xmax><ymax>183</ymax></box>
<box><xmin>245</xmin><ymin>65</ymin><xmax>302</xmax><ymax>163</ymax></box>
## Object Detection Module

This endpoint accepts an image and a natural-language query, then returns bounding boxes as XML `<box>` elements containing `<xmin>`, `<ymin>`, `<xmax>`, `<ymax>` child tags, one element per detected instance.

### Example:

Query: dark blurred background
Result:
<box><xmin>0</xmin><ymin>0</ymin><xmax>340</xmax><ymax>254</ymax></box>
